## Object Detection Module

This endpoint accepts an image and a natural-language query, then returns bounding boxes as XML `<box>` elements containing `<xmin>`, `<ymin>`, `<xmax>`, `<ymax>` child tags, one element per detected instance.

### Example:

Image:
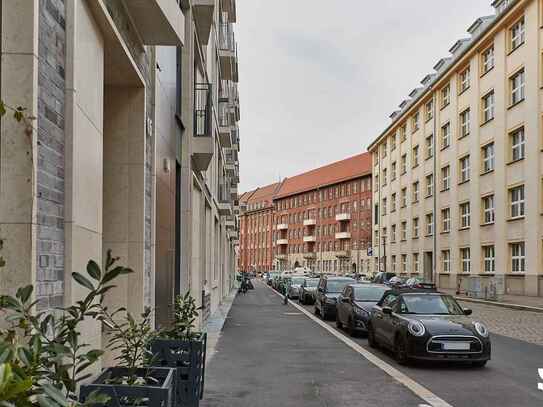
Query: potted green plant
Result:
<box><xmin>150</xmin><ymin>292</ymin><xmax>207</xmax><ymax>407</ymax></box>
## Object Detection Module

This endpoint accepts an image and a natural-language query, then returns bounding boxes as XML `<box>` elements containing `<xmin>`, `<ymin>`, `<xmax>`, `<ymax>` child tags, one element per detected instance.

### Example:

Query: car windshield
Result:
<box><xmin>291</xmin><ymin>277</ymin><xmax>305</xmax><ymax>285</ymax></box>
<box><xmin>353</xmin><ymin>286</ymin><xmax>388</xmax><ymax>302</ymax></box>
<box><xmin>400</xmin><ymin>294</ymin><xmax>464</xmax><ymax>315</ymax></box>
<box><xmin>304</xmin><ymin>279</ymin><xmax>319</xmax><ymax>287</ymax></box>
<box><xmin>327</xmin><ymin>279</ymin><xmax>355</xmax><ymax>293</ymax></box>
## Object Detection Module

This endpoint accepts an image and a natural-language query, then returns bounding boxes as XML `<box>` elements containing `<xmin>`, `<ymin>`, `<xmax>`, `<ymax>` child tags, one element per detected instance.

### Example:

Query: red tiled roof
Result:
<box><xmin>274</xmin><ymin>152</ymin><xmax>372</xmax><ymax>199</ymax></box>
<box><xmin>240</xmin><ymin>182</ymin><xmax>282</xmax><ymax>208</ymax></box>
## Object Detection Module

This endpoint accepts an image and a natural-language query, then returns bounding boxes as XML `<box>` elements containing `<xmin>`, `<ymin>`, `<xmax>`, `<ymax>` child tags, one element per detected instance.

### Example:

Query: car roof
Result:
<box><xmin>349</xmin><ymin>283</ymin><xmax>387</xmax><ymax>288</ymax></box>
<box><xmin>323</xmin><ymin>276</ymin><xmax>356</xmax><ymax>281</ymax></box>
<box><xmin>386</xmin><ymin>287</ymin><xmax>440</xmax><ymax>295</ymax></box>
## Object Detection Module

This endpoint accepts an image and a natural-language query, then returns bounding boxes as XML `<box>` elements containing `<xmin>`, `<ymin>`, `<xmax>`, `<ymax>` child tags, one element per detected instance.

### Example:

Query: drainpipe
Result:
<box><xmin>432</xmin><ymin>93</ymin><xmax>438</xmax><ymax>285</ymax></box>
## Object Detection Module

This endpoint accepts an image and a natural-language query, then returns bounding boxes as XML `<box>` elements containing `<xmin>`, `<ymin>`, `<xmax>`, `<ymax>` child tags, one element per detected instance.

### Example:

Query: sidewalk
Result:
<box><xmin>441</xmin><ymin>288</ymin><xmax>543</xmax><ymax>313</ymax></box>
<box><xmin>200</xmin><ymin>280</ymin><xmax>426</xmax><ymax>407</ymax></box>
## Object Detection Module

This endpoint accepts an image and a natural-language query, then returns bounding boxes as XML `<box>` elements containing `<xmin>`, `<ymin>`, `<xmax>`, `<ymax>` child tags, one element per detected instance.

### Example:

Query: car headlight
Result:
<box><xmin>407</xmin><ymin>320</ymin><xmax>426</xmax><ymax>337</ymax></box>
<box><xmin>354</xmin><ymin>307</ymin><xmax>369</xmax><ymax>317</ymax></box>
<box><xmin>325</xmin><ymin>297</ymin><xmax>337</xmax><ymax>304</ymax></box>
<box><xmin>473</xmin><ymin>322</ymin><xmax>489</xmax><ymax>338</ymax></box>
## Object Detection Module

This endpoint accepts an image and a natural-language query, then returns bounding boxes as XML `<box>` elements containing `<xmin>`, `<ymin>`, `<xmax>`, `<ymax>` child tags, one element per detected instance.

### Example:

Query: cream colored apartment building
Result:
<box><xmin>0</xmin><ymin>0</ymin><xmax>240</xmax><ymax>368</ymax></box>
<box><xmin>369</xmin><ymin>0</ymin><xmax>542</xmax><ymax>297</ymax></box>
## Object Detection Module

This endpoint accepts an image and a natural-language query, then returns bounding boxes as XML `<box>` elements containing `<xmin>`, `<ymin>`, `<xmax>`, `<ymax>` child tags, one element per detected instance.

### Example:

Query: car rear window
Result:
<box><xmin>353</xmin><ymin>286</ymin><xmax>388</xmax><ymax>302</ymax></box>
<box><xmin>327</xmin><ymin>279</ymin><xmax>356</xmax><ymax>293</ymax></box>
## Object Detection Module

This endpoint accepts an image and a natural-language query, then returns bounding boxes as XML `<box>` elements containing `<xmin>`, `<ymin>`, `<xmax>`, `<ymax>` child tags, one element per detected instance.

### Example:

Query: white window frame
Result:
<box><xmin>460</xmin><ymin>202</ymin><xmax>471</xmax><ymax>228</ymax></box>
<box><xmin>441</xmin><ymin>122</ymin><xmax>451</xmax><ymax>149</ymax></box>
<box><xmin>426</xmin><ymin>174</ymin><xmax>434</xmax><ymax>197</ymax></box>
<box><xmin>442</xmin><ymin>208</ymin><xmax>450</xmax><ymax>233</ymax></box>
<box><xmin>511</xmin><ymin>242</ymin><xmax>526</xmax><ymax>272</ymax></box>
<box><xmin>460</xmin><ymin>156</ymin><xmax>470</xmax><ymax>183</ymax></box>
<box><xmin>510</xmin><ymin>185</ymin><xmax>525</xmax><ymax>218</ymax></box>
<box><xmin>401</xmin><ymin>221</ymin><xmax>407</xmax><ymax>241</ymax></box>
<box><xmin>482</xmin><ymin>91</ymin><xmax>495</xmax><ymax>123</ymax></box>
<box><xmin>401</xmin><ymin>254</ymin><xmax>407</xmax><ymax>273</ymax></box>
<box><xmin>426</xmin><ymin>135</ymin><xmax>434</xmax><ymax>159</ymax></box>
<box><xmin>401</xmin><ymin>154</ymin><xmax>407</xmax><ymax>174</ymax></box>
<box><xmin>413</xmin><ymin>218</ymin><xmax>419</xmax><ymax>238</ymax></box>
<box><xmin>441</xmin><ymin>165</ymin><xmax>450</xmax><ymax>190</ymax></box>
<box><xmin>510</xmin><ymin>69</ymin><xmax>525</xmax><ymax>105</ymax></box>
<box><xmin>460</xmin><ymin>109</ymin><xmax>470</xmax><ymax>138</ymax></box>
<box><xmin>511</xmin><ymin>127</ymin><xmax>525</xmax><ymax>162</ymax></box>
<box><xmin>482</xmin><ymin>195</ymin><xmax>495</xmax><ymax>224</ymax></box>
<box><xmin>482</xmin><ymin>46</ymin><xmax>494</xmax><ymax>73</ymax></box>
<box><xmin>482</xmin><ymin>143</ymin><xmax>495</xmax><ymax>173</ymax></box>
<box><xmin>460</xmin><ymin>248</ymin><xmax>471</xmax><ymax>273</ymax></box>
<box><xmin>441</xmin><ymin>84</ymin><xmax>450</xmax><ymax>107</ymax></box>
<box><xmin>401</xmin><ymin>188</ymin><xmax>407</xmax><ymax>207</ymax></box>
<box><xmin>413</xmin><ymin>253</ymin><xmax>420</xmax><ymax>273</ymax></box>
<box><xmin>442</xmin><ymin>250</ymin><xmax>450</xmax><ymax>273</ymax></box>
<box><xmin>426</xmin><ymin>213</ymin><xmax>434</xmax><ymax>236</ymax></box>
<box><xmin>459</xmin><ymin>67</ymin><xmax>470</xmax><ymax>92</ymax></box>
<box><xmin>483</xmin><ymin>245</ymin><xmax>495</xmax><ymax>273</ymax></box>
<box><xmin>413</xmin><ymin>181</ymin><xmax>419</xmax><ymax>202</ymax></box>
<box><xmin>510</xmin><ymin>18</ymin><xmax>525</xmax><ymax>50</ymax></box>
<box><xmin>412</xmin><ymin>146</ymin><xmax>419</xmax><ymax>167</ymax></box>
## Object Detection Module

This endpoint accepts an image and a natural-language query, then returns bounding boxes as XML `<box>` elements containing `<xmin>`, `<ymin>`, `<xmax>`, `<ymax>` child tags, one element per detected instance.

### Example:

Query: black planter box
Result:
<box><xmin>150</xmin><ymin>333</ymin><xmax>207</xmax><ymax>407</ymax></box>
<box><xmin>79</xmin><ymin>366</ymin><xmax>175</xmax><ymax>407</ymax></box>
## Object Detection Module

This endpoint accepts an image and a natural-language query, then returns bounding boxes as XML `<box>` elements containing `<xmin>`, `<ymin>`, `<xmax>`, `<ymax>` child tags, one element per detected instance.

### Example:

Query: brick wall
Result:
<box><xmin>36</xmin><ymin>0</ymin><xmax>66</xmax><ymax>310</ymax></box>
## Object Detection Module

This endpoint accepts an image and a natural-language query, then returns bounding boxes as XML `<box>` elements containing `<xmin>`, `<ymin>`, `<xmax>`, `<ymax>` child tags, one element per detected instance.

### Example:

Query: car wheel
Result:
<box><xmin>314</xmin><ymin>306</ymin><xmax>320</xmax><ymax>316</ymax></box>
<box><xmin>472</xmin><ymin>360</ymin><xmax>487</xmax><ymax>368</ymax></box>
<box><xmin>367</xmin><ymin>324</ymin><xmax>378</xmax><ymax>348</ymax></box>
<box><xmin>336</xmin><ymin>316</ymin><xmax>343</xmax><ymax>329</ymax></box>
<box><xmin>394</xmin><ymin>336</ymin><xmax>409</xmax><ymax>365</ymax></box>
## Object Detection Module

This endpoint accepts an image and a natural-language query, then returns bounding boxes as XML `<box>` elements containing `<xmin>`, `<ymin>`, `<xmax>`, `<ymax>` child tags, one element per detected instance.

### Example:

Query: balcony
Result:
<box><xmin>192</xmin><ymin>83</ymin><xmax>213</xmax><ymax>171</ymax></box>
<box><xmin>227</xmin><ymin>229</ymin><xmax>238</xmax><ymax>240</ymax></box>
<box><xmin>218</xmin><ymin>201</ymin><xmax>232</xmax><ymax>216</ymax></box>
<box><xmin>277</xmin><ymin>223</ymin><xmax>288</xmax><ymax>230</ymax></box>
<box><xmin>221</xmin><ymin>0</ymin><xmax>237</xmax><ymax>22</ymax></box>
<box><xmin>219</xmin><ymin>23</ymin><xmax>238</xmax><ymax>81</ymax></box>
<box><xmin>218</xmin><ymin>102</ymin><xmax>232</xmax><ymax>147</ymax></box>
<box><xmin>336</xmin><ymin>213</ymin><xmax>351</xmax><ymax>222</ymax></box>
<box><xmin>303</xmin><ymin>252</ymin><xmax>316</xmax><ymax>260</ymax></box>
<box><xmin>335</xmin><ymin>232</ymin><xmax>351</xmax><ymax>240</ymax></box>
<box><xmin>225</xmin><ymin>216</ymin><xmax>236</xmax><ymax>229</ymax></box>
<box><xmin>231</xmin><ymin>126</ymin><xmax>240</xmax><ymax>151</ymax></box>
<box><xmin>336</xmin><ymin>250</ymin><xmax>351</xmax><ymax>259</ymax></box>
<box><xmin>123</xmin><ymin>0</ymin><xmax>185</xmax><ymax>45</ymax></box>
<box><xmin>276</xmin><ymin>254</ymin><xmax>287</xmax><ymax>260</ymax></box>
<box><xmin>192</xmin><ymin>0</ymin><xmax>214</xmax><ymax>45</ymax></box>
<box><xmin>276</xmin><ymin>239</ymin><xmax>288</xmax><ymax>246</ymax></box>
<box><xmin>230</xmin><ymin>185</ymin><xmax>238</xmax><ymax>199</ymax></box>
<box><xmin>303</xmin><ymin>236</ymin><xmax>316</xmax><ymax>243</ymax></box>
<box><xmin>303</xmin><ymin>218</ymin><xmax>316</xmax><ymax>226</ymax></box>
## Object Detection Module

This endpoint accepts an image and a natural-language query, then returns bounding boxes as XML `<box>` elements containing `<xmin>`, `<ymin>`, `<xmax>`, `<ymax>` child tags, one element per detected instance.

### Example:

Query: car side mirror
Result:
<box><xmin>341</xmin><ymin>297</ymin><xmax>350</xmax><ymax>303</ymax></box>
<box><xmin>382</xmin><ymin>306</ymin><xmax>393</xmax><ymax>315</ymax></box>
<box><xmin>463</xmin><ymin>308</ymin><xmax>472</xmax><ymax>316</ymax></box>
<box><xmin>318</xmin><ymin>287</ymin><xmax>324</xmax><ymax>293</ymax></box>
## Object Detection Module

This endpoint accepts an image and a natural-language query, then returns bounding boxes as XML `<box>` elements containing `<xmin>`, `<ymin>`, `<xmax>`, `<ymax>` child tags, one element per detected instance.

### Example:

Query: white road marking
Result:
<box><xmin>265</xmin><ymin>283</ymin><xmax>453</xmax><ymax>407</ymax></box>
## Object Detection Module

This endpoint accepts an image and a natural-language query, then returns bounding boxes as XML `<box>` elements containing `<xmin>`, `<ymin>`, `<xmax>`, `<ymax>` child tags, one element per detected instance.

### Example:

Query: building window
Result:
<box><xmin>483</xmin><ymin>245</ymin><xmax>495</xmax><ymax>273</ymax></box>
<box><xmin>413</xmin><ymin>253</ymin><xmax>420</xmax><ymax>273</ymax></box>
<box><xmin>391</xmin><ymin>162</ymin><xmax>397</xmax><ymax>180</ymax></box>
<box><xmin>459</xmin><ymin>67</ymin><xmax>470</xmax><ymax>92</ymax></box>
<box><xmin>382</xmin><ymin>197</ymin><xmax>387</xmax><ymax>215</ymax></box>
<box><xmin>441</xmin><ymin>122</ymin><xmax>451</xmax><ymax>149</ymax></box>
<box><xmin>412</xmin><ymin>181</ymin><xmax>419</xmax><ymax>202</ymax></box>
<box><xmin>382</xmin><ymin>168</ymin><xmax>387</xmax><ymax>186</ymax></box>
<box><xmin>413</xmin><ymin>217</ymin><xmax>419</xmax><ymax>238</ymax></box>
<box><xmin>460</xmin><ymin>202</ymin><xmax>471</xmax><ymax>228</ymax></box>
<box><xmin>510</xmin><ymin>127</ymin><xmax>525</xmax><ymax>162</ymax></box>
<box><xmin>510</xmin><ymin>17</ymin><xmax>525</xmax><ymax>51</ymax></box>
<box><xmin>510</xmin><ymin>69</ymin><xmax>525</xmax><ymax>106</ymax></box>
<box><xmin>381</xmin><ymin>142</ymin><xmax>387</xmax><ymax>158</ymax></box>
<box><xmin>442</xmin><ymin>250</ymin><xmax>450</xmax><ymax>273</ymax></box>
<box><xmin>441</xmin><ymin>165</ymin><xmax>450</xmax><ymax>191</ymax></box>
<box><xmin>391</xmin><ymin>225</ymin><xmax>396</xmax><ymax>243</ymax></box>
<box><xmin>412</xmin><ymin>146</ymin><xmax>419</xmax><ymax>167</ymax></box>
<box><xmin>426</xmin><ymin>100</ymin><xmax>433</xmax><ymax>121</ymax></box>
<box><xmin>510</xmin><ymin>185</ymin><xmax>525</xmax><ymax>218</ymax></box>
<box><xmin>459</xmin><ymin>109</ymin><xmax>470</xmax><ymax>138</ymax></box>
<box><xmin>481</xmin><ymin>46</ymin><xmax>495</xmax><ymax>74</ymax></box>
<box><xmin>511</xmin><ymin>242</ymin><xmax>526</xmax><ymax>272</ymax></box>
<box><xmin>391</xmin><ymin>193</ymin><xmax>397</xmax><ymax>212</ymax></box>
<box><xmin>441</xmin><ymin>208</ymin><xmax>451</xmax><ymax>233</ymax></box>
<box><xmin>426</xmin><ymin>213</ymin><xmax>434</xmax><ymax>236</ymax></box>
<box><xmin>460</xmin><ymin>247</ymin><xmax>471</xmax><ymax>273</ymax></box>
<box><xmin>401</xmin><ymin>154</ymin><xmax>407</xmax><ymax>174</ymax></box>
<box><xmin>391</xmin><ymin>255</ymin><xmax>397</xmax><ymax>273</ymax></box>
<box><xmin>401</xmin><ymin>221</ymin><xmax>407</xmax><ymax>241</ymax></box>
<box><xmin>425</xmin><ymin>134</ymin><xmax>434</xmax><ymax>159</ymax></box>
<box><xmin>401</xmin><ymin>254</ymin><xmax>407</xmax><ymax>273</ymax></box>
<box><xmin>426</xmin><ymin>174</ymin><xmax>434</xmax><ymax>197</ymax></box>
<box><xmin>482</xmin><ymin>143</ymin><xmax>495</xmax><ymax>173</ymax></box>
<box><xmin>401</xmin><ymin>188</ymin><xmax>407</xmax><ymax>207</ymax></box>
<box><xmin>400</xmin><ymin>124</ymin><xmax>407</xmax><ymax>142</ymax></box>
<box><xmin>482</xmin><ymin>195</ymin><xmax>495</xmax><ymax>224</ymax></box>
<box><xmin>391</xmin><ymin>134</ymin><xmax>397</xmax><ymax>151</ymax></box>
<box><xmin>440</xmin><ymin>84</ymin><xmax>450</xmax><ymax>108</ymax></box>
<box><xmin>482</xmin><ymin>91</ymin><xmax>495</xmax><ymax>123</ymax></box>
<box><xmin>412</xmin><ymin>111</ymin><xmax>420</xmax><ymax>132</ymax></box>
<box><xmin>459</xmin><ymin>155</ymin><xmax>470</xmax><ymax>183</ymax></box>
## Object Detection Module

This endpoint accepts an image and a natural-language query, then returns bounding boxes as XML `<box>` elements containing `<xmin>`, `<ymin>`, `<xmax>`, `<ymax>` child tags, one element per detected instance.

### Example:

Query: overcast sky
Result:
<box><xmin>236</xmin><ymin>0</ymin><xmax>495</xmax><ymax>192</ymax></box>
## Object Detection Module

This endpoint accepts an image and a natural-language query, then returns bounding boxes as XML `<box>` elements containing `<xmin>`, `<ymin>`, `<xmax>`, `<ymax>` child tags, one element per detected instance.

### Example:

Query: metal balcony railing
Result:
<box><xmin>219</xmin><ymin>23</ymin><xmax>235</xmax><ymax>52</ymax></box>
<box><xmin>219</xmin><ymin>101</ymin><xmax>230</xmax><ymax>127</ymax></box>
<box><xmin>194</xmin><ymin>83</ymin><xmax>211</xmax><ymax>137</ymax></box>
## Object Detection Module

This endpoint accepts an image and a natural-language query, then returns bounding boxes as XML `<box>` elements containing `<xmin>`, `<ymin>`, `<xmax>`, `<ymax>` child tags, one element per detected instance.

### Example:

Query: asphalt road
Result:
<box><xmin>202</xmin><ymin>280</ymin><xmax>543</xmax><ymax>406</ymax></box>
<box><xmin>298</xmin><ymin>290</ymin><xmax>543</xmax><ymax>407</ymax></box>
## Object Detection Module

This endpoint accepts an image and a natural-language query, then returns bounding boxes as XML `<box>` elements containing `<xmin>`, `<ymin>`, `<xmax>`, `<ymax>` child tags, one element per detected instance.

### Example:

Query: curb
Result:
<box><xmin>454</xmin><ymin>296</ymin><xmax>543</xmax><ymax>313</ymax></box>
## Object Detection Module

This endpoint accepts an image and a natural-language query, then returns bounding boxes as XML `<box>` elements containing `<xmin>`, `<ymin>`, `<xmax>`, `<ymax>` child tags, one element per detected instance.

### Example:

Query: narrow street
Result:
<box><xmin>202</xmin><ymin>280</ymin><xmax>543</xmax><ymax>407</ymax></box>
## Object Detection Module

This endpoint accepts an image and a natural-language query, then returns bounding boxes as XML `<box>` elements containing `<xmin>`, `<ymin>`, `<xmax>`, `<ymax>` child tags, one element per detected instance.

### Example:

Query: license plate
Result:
<box><xmin>443</xmin><ymin>342</ymin><xmax>470</xmax><ymax>351</ymax></box>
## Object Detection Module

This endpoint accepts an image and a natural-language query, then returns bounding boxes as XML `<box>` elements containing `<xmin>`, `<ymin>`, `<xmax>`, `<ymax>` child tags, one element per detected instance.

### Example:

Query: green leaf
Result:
<box><xmin>37</xmin><ymin>395</ymin><xmax>61</xmax><ymax>407</ymax></box>
<box><xmin>13</xmin><ymin>111</ymin><xmax>23</xmax><ymax>122</ymax></box>
<box><xmin>71</xmin><ymin>272</ymin><xmax>95</xmax><ymax>291</ymax></box>
<box><xmin>86</xmin><ymin>260</ymin><xmax>101</xmax><ymax>281</ymax></box>
<box><xmin>15</xmin><ymin>286</ymin><xmax>33</xmax><ymax>303</ymax></box>
<box><xmin>0</xmin><ymin>101</ymin><xmax>6</xmax><ymax>117</ymax></box>
<box><xmin>42</xmin><ymin>384</ymin><xmax>70</xmax><ymax>407</ymax></box>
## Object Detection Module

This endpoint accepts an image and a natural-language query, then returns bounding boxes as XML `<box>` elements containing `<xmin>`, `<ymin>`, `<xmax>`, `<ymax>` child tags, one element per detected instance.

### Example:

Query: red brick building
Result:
<box><xmin>239</xmin><ymin>152</ymin><xmax>373</xmax><ymax>275</ymax></box>
<box><xmin>238</xmin><ymin>183</ymin><xmax>281</xmax><ymax>273</ymax></box>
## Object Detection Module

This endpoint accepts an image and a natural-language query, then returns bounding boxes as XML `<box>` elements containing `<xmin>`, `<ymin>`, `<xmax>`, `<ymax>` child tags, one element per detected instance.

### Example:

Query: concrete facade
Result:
<box><xmin>368</xmin><ymin>0</ymin><xmax>543</xmax><ymax>297</ymax></box>
<box><xmin>0</xmin><ymin>0</ymin><xmax>240</xmax><ymax>367</ymax></box>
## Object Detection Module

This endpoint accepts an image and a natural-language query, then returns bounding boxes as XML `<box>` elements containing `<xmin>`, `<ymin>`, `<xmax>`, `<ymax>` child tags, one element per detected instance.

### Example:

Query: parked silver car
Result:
<box><xmin>286</xmin><ymin>276</ymin><xmax>307</xmax><ymax>299</ymax></box>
